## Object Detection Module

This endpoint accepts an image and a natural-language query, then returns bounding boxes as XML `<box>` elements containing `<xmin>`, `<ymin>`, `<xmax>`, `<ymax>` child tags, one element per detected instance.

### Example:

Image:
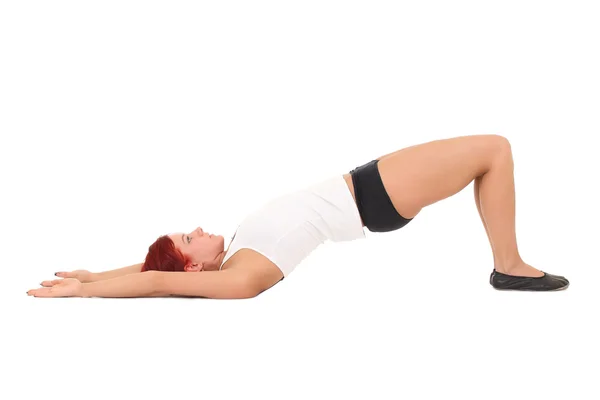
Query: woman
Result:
<box><xmin>27</xmin><ymin>134</ymin><xmax>570</xmax><ymax>298</ymax></box>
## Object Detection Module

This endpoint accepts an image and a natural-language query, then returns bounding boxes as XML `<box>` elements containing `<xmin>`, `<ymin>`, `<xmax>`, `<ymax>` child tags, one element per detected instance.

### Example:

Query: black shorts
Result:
<box><xmin>349</xmin><ymin>159</ymin><xmax>413</xmax><ymax>233</ymax></box>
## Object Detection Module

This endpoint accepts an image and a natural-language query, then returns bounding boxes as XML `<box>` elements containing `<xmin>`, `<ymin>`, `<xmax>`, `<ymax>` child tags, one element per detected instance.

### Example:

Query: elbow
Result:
<box><xmin>235</xmin><ymin>291</ymin><xmax>258</xmax><ymax>299</ymax></box>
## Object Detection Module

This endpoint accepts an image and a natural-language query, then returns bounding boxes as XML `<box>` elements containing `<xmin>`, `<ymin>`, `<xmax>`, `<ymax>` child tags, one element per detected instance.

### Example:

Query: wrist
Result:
<box><xmin>86</xmin><ymin>272</ymin><xmax>99</xmax><ymax>283</ymax></box>
<box><xmin>80</xmin><ymin>282</ymin><xmax>92</xmax><ymax>298</ymax></box>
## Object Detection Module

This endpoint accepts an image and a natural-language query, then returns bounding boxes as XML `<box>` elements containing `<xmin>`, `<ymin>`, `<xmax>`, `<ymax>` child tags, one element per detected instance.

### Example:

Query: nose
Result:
<box><xmin>195</xmin><ymin>227</ymin><xmax>203</xmax><ymax>236</ymax></box>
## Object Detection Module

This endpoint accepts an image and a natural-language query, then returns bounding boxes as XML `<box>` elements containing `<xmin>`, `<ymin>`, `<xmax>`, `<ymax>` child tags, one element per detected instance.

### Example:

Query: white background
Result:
<box><xmin>1</xmin><ymin>1</ymin><xmax>598</xmax><ymax>399</ymax></box>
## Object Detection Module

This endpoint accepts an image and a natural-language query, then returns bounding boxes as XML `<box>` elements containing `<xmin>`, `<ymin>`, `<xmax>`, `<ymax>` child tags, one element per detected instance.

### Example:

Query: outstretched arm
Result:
<box><xmin>92</xmin><ymin>262</ymin><xmax>144</xmax><ymax>281</ymax></box>
<box><xmin>28</xmin><ymin>269</ymin><xmax>257</xmax><ymax>299</ymax></box>
<box><xmin>53</xmin><ymin>263</ymin><xmax>144</xmax><ymax>286</ymax></box>
<box><xmin>54</xmin><ymin>262</ymin><xmax>143</xmax><ymax>283</ymax></box>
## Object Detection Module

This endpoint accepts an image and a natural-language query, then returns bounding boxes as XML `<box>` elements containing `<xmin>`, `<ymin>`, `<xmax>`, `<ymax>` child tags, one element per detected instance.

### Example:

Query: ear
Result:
<box><xmin>184</xmin><ymin>263</ymin><xmax>203</xmax><ymax>272</ymax></box>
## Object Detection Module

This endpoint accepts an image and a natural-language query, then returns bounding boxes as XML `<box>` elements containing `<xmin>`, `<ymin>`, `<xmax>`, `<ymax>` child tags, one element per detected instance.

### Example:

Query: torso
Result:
<box><xmin>220</xmin><ymin>173</ymin><xmax>362</xmax><ymax>273</ymax></box>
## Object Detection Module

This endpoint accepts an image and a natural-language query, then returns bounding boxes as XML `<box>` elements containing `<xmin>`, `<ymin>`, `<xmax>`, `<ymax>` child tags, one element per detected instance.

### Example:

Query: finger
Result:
<box><xmin>40</xmin><ymin>279</ymin><xmax>63</xmax><ymax>287</ymax></box>
<box><xmin>27</xmin><ymin>287</ymin><xmax>54</xmax><ymax>297</ymax></box>
<box><xmin>29</xmin><ymin>286</ymin><xmax>68</xmax><ymax>298</ymax></box>
<box><xmin>55</xmin><ymin>272</ymin><xmax>72</xmax><ymax>278</ymax></box>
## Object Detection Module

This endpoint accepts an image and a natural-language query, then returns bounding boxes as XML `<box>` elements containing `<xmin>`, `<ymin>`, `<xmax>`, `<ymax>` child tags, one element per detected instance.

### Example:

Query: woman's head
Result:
<box><xmin>142</xmin><ymin>226</ymin><xmax>226</xmax><ymax>272</ymax></box>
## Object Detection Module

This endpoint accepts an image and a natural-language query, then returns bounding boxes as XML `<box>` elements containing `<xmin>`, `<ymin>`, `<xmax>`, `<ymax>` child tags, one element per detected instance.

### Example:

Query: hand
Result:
<box><xmin>54</xmin><ymin>269</ymin><xmax>95</xmax><ymax>283</ymax></box>
<box><xmin>27</xmin><ymin>278</ymin><xmax>83</xmax><ymax>298</ymax></box>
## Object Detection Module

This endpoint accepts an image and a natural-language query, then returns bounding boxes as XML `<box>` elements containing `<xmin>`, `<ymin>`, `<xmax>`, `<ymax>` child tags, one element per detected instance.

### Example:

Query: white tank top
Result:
<box><xmin>219</xmin><ymin>175</ymin><xmax>366</xmax><ymax>277</ymax></box>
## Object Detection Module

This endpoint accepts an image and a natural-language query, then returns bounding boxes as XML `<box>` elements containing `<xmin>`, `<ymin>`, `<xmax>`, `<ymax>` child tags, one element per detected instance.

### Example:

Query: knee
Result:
<box><xmin>487</xmin><ymin>134</ymin><xmax>512</xmax><ymax>157</ymax></box>
<box><xmin>486</xmin><ymin>134</ymin><xmax>514</xmax><ymax>167</ymax></box>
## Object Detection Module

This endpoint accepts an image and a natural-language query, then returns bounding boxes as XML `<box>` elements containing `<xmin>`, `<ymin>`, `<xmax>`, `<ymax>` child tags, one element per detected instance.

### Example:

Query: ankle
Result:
<box><xmin>494</xmin><ymin>259</ymin><xmax>526</xmax><ymax>274</ymax></box>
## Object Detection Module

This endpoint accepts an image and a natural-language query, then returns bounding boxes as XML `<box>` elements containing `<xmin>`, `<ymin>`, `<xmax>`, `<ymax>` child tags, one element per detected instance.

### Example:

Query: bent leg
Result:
<box><xmin>376</xmin><ymin>134</ymin><xmax>500</xmax><ymax>218</ymax></box>
<box><xmin>376</xmin><ymin>134</ymin><xmax>542</xmax><ymax>277</ymax></box>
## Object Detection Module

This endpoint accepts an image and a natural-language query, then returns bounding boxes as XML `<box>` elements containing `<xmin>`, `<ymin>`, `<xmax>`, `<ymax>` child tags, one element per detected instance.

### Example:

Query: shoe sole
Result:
<box><xmin>491</xmin><ymin>283</ymin><xmax>570</xmax><ymax>292</ymax></box>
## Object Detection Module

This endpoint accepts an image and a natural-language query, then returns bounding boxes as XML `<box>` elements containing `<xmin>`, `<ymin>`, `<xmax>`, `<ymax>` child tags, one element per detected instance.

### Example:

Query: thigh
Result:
<box><xmin>376</xmin><ymin>134</ymin><xmax>507</xmax><ymax>218</ymax></box>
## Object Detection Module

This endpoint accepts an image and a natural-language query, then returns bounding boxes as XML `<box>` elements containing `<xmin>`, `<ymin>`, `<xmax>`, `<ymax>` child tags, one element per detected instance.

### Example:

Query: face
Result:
<box><xmin>168</xmin><ymin>226</ymin><xmax>225</xmax><ymax>271</ymax></box>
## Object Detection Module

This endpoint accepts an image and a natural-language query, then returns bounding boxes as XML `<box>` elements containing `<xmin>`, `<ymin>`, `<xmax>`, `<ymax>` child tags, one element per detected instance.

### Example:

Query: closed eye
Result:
<box><xmin>187</xmin><ymin>236</ymin><xmax>191</xmax><ymax>244</ymax></box>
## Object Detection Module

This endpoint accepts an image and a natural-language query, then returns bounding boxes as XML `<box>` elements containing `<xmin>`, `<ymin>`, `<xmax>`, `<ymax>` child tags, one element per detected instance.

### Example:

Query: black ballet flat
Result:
<box><xmin>489</xmin><ymin>270</ymin><xmax>570</xmax><ymax>292</ymax></box>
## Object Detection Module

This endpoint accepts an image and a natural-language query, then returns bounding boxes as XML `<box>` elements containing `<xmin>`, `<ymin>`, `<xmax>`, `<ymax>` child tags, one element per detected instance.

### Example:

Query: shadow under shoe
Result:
<box><xmin>490</xmin><ymin>270</ymin><xmax>570</xmax><ymax>291</ymax></box>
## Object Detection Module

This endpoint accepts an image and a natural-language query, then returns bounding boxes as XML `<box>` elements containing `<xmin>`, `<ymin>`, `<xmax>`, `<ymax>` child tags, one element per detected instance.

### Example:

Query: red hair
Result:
<box><xmin>141</xmin><ymin>235</ymin><xmax>191</xmax><ymax>272</ymax></box>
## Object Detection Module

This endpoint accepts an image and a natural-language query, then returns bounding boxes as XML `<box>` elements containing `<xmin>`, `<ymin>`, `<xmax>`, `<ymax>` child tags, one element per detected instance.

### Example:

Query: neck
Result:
<box><xmin>216</xmin><ymin>250</ymin><xmax>226</xmax><ymax>270</ymax></box>
<box><xmin>204</xmin><ymin>251</ymin><xmax>227</xmax><ymax>272</ymax></box>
